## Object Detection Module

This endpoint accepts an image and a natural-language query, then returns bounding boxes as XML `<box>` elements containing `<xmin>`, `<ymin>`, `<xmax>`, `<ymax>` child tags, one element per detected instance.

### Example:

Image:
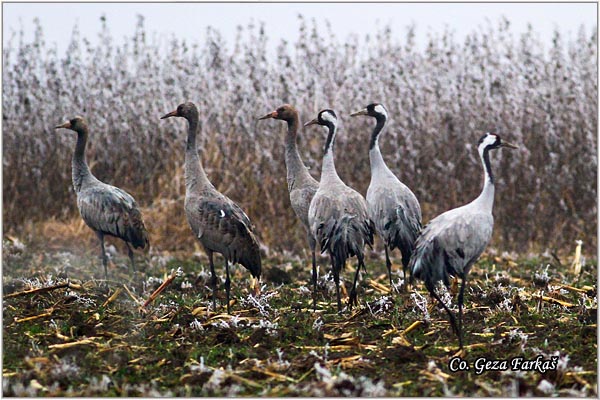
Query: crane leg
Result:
<box><xmin>126</xmin><ymin>242</ymin><xmax>136</xmax><ymax>274</ymax></box>
<box><xmin>430</xmin><ymin>287</ymin><xmax>461</xmax><ymax>348</ymax></box>
<box><xmin>125</xmin><ymin>242</ymin><xmax>140</xmax><ymax>289</ymax></box>
<box><xmin>384</xmin><ymin>245</ymin><xmax>394</xmax><ymax>291</ymax></box>
<box><xmin>309</xmin><ymin>234</ymin><xmax>318</xmax><ymax>312</ymax></box>
<box><xmin>224</xmin><ymin>259</ymin><xmax>232</xmax><ymax>314</ymax></box>
<box><xmin>205</xmin><ymin>251</ymin><xmax>217</xmax><ymax>311</ymax></box>
<box><xmin>96</xmin><ymin>232</ymin><xmax>108</xmax><ymax>284</ymax></box>
<box><xmin>457</xmin><ymin>277</ymin><xmax>467</xmax><ymax>349</ymax></box>
<box><xmin>331</xmin><ymin>254</ymin><xmax>342</xmax><ymax>314</ymax></box>
<box><xmin>349</xmin><ymin>256</ymin><xmax>363</xmax><ymax>309</ymax></box>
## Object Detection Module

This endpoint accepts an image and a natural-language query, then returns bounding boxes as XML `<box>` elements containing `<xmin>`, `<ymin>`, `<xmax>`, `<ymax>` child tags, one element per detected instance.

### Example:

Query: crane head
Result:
<box><xmin>54</xmin><ymin>116</ymin><xmax>86</xmax><ymax>131</ymax></box>
<box><xmin>161</xmin><ymin>102</ymin><xmax>198</xmax><ymax>120</ymax></box>
<box><xmin>478</xmin><ymin>133</ymin><xmax>518</xmax><ymax>151</ymax></box>
<box><xmin>350</xmin><ymin>103</ymin><xmax>388</xmax><ymax>120</ymax></box>
<box><xmin>257</xmin><ymin>104</ymin><xmax>297</xmax><ymax>122</ymax></box>
<box><xmin>304</xmin><ymin>109</ymin><xmax>337</xmax><ymax>127</ymax></box>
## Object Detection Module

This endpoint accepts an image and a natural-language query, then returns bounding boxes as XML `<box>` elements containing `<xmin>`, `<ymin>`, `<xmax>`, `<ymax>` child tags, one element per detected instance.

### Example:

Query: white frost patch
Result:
<box><xmin>312</xmin><ymin>316</ymin><xmax>324</xmax><ymax>331</ymax></box>
<box><xmin>65</xmin><ymin>290</ymin><xmax>96</xmax><ymax>307</ymax></box>
<box><xmin>410</xmin><ymin>291</ymin><xmax>431</xmax><ymax>322</ymax></box>
<box><xmin>88</xmin><ymin>375</ymin><xmax>112</xmax><ymax>394</ymax></box>
<box><xmin>312</xmin><ymin>361</ymin><xmax>387</xmax><ymax>396</ymax></box>
<box><xmin>241</xmin><ymin>291</ymin><xmax>278</xmax><ymax>317</ymax></box>
<box><xmin>257</xmin><ymin>319</ymin><xmax>279</xmax><ymax>336</ymax></box>
<box><xmin>181</xmin><ymin>280</ymin><xmax>192</xmax><ymax>290</ymax></box>
<box><xmin>537</xmin><ymin>379</ymin><xmax>555</xmax><ymax>395</ymax></box>
<box><xmin>506</xmin><ymin>328</ymin><xmax>528</xmax><ymax>350</ymax></box>
<box><xmin>391</xmin><ymin>278</ymin><xmax>405</xmax><ymax>292</ymax></box>
<box><xmin>189</xmin><ymin>319</ymin><xmax>204</xmax><ymax>331</ymax></box>
<box><xmin>497</xmin><ymin>297</ymin><xmax>513</xmax><ymax>312</ymax></box>
<box><xmin>203</xmin><ymin>369</ymin><xmax>226</xmax><ymax>392</ymax></box>
<box><xmin>533</xmin><ymin>264</ymin><xmax>551</xmax><ymax>285</ymax></box>
<box><xmin>273</xmin><ymin>348</ymin><xmax>291</xmax><ymax>370</ymax></box>
<box><xmin>366</xmin><ymin>295</ymin><xmax>392</xmax><ymax>316</ymax></box>
<box><xmin>298</xmin><ymin>285</ymin><xmax>311</xmax><ymax>295</ymax></box>
<box><xmin>190</xmin><ymin>356</ymin><xmax>210</xmax><ymax>373</ymax></box>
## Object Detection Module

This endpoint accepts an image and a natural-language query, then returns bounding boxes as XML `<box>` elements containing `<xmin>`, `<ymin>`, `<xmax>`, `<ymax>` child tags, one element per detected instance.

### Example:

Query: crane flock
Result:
<box><xmin>56</xmin><ymin>102</ymin><xmax>517</xmax><ymax>349</ymax></box>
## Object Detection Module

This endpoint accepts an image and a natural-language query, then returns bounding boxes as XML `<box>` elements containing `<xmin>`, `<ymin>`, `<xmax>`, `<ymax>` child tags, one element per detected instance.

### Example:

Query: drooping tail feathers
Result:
<box><xmin>234</xmin><ymin>233</ymin><xmax>262</xmax><ymax>279</ymax></box>
<box><xmin>318</xmin><ymin>214</ymin><xmax>374</xmax><ymax>274</ymax></box>
<box><xmin>125</xmin><ymin>210</ymin><xmax>150</xmax><ymax>250</ymax></box>
<box><xmin>409</xmin><ymin>237</ymin><xmax>454</xmax><ymax>291</ymax></box>
<box><xmin>385</xmin><ymin>205</ymin><xmax>421</xmax><ymax>269</ymax></box>
<box><xmin>239</xmin><ymin>250</ymin><xmax>262</xmax><ymax>279</ymax></box>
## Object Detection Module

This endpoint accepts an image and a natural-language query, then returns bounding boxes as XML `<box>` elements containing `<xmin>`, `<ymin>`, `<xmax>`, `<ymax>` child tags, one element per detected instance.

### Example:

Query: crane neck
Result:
<box><xmin>185</xmin><ymin>115</ymin><xmax>212</xmax><ymax>193</ymax></box>
<box><xmin>321</xmin><ymin>122</ymin><xmax>341</xmax><ymax>184</ymax></box>
<box><xmin>369</xmin><ymin>116</ymin><xmax>387</xmax><ymax>150</ymax></box>
<box><xmin>368</xmin><ymin>116</ymin><xmax>393</xmax><ymax>177</ymax></box>
<box><xmin>284</xmin><ymin>116</ymin><xmax>300</xmax><ymax>149</ymax></box>
<box><xmin>284</xmin><ymin>115</ymin><xmax>313</xmax><ymax>190</ymax></box>
<box><xmin>474</xmin><ymin>145</ymin><xmax>495</xmax><ymax>212</ymax></box>
<box><xmin>71</xmin><ymin>126</ymin><xmax>94</xmax><ymax>193</ymax></box>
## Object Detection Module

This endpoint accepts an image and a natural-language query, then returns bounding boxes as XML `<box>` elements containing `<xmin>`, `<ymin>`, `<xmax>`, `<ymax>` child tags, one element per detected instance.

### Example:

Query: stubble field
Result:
<box><xmin>2</xmin><ymin>238</ymin><xmax>597</xmax><ymax>396</ymax></box>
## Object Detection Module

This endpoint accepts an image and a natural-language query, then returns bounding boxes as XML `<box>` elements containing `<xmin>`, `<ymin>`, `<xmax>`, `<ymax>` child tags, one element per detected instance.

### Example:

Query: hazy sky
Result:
<box><xmin>3</xmin><ymin>2</ymin><xmax>597</xmax><ymax>55</ymax></box>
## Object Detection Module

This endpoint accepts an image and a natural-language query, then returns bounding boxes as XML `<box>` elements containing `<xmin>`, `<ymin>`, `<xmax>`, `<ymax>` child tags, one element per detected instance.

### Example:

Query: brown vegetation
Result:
<box><xmin>2</xmin><ymin>16</ymin><xmax>597</xmax><ymax>255</ymax></box>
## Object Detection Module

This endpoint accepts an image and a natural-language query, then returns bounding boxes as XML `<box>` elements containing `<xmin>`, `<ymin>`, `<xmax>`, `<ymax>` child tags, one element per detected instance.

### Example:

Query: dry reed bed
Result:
<box><xmin>2</xmin><ymin>16</ymin><xmax>597</xmax><ymax>255</ymax></box>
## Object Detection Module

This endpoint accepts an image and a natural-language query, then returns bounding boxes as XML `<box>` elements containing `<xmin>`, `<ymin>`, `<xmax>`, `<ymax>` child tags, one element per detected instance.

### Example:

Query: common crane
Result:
<box><xmin>305</xmin><ymin>109</ymin><xmax>374</xmax><ymax>313</ymax></box>
<box><xmin>161</xmin><ymin>102</ymin><xmax>261</xmax><ymax>314</ymax></box>
<box><xmin>351</xmin><ymin>103</ymin><xmax>422</xmax><ymax>289</ymax></box>
<box><xmin>409</xmin><ymin>132</ymin><xmax>517</xmax><ymax>348</ymax></box>
<box><xmin>258</xmin><ymin>104</ymin><xmax>320</xmax><ymax>310</ymax></box>
<box><xmin>55</xmin><ymin>116</ymin><xmax>149</xmax><ymax>283</ymax></box>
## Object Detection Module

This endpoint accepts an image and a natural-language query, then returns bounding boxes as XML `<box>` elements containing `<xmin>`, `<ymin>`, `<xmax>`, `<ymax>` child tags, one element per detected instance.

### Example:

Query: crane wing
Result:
<box><xmin>77</xmin><ymin>184</ymin><xmax>149</xmax><ymax>249</ymax></box>
<box><xmin>186</xmin><ymin>194</ymin><xmax>261</xmax><ymax>277</ymax></box>
<box><xmin>410</xmin><ymin>209</ymin><xmax>492</xmax><ymax>288</ymax></box>
<box><xmin>309</xmin><ymin>189</ymin><xmax>374</xmax><ymax>265</ymax></box>
<box><xmin>368</xmin><ymin>185</ymin><xmax>422</xmax><ymax>256</ymax></box>
<box><xmin>289</xmin><ymin>184</ymin><xmax>318</xmax><ymax>229</ymax></box>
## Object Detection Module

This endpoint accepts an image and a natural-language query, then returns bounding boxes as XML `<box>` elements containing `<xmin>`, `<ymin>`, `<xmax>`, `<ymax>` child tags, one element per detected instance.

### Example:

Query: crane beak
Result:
<box><xmin>54</xmin><ymin>121</ymin><xmax>71</xmax><ymax>129</ymax></box>
<box><xmin>350</xmin><ymin>109</ymin><xmax>368</xmax><ymax>117</ymax></box>
<box><xmin>258</xmin><ymin>111</ymin><xmax>277</xmax><ymax>120</ymax></box>
<box><xmin>160</xmin><ymin>110</ymin><xmax>179</xmax><ymax>119</ymax></box>
<box><xmin>304</xmin><ymin>118</ymin><xmax>318</xmax><ymax>127</ymax></box>
<box><xmin>501</xmin><ymin>141</ymin><xmax>518</xmax><ymax>149</ymax></box>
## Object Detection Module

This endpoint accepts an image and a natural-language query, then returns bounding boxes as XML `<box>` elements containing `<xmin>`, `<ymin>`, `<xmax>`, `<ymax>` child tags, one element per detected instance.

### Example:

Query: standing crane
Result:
<box><xmin>55</xmin><ymin>116</ymin><xmax>149</xmax><ymax>283</ymax></box>
<box><xmin>351</xmin><ymin>103</ymin><xmax>422</xmax><ymax>289</ymax></box>
<box><xmin>258</xmin><ymin>104</ymin><xmax>320</xmax><ymax>310</ymax></box>
<box><xmin>161</xmin><ymin>102</ymin><xmax>261</xmax><ymax>314</ymax></box>
<box><xmin>305</xmin><ymin>109</ymin><xmax>374</xmax><ymax>313</ymax></box>
<box><xmin>409</xmin><ymin>132</ymin><xmax>517</xmax><ymax>348</ymax></box>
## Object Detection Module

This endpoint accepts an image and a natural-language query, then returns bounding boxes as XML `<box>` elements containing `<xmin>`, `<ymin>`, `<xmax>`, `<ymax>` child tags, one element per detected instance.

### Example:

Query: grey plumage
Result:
<box><xmin>55</xmin><ymin>116</ymin><xmax>149</xmax><ymax>282</ymax></box>
<box><xmin>305</xmin><ymin>109</ymin><xmax>374</xmax><ymax>313</ymax></box>
<box><xmin>258</xmin><ymin>104</ymin><xmax>319</xmax><ymax>310</ymax></box>
<box><xmin>409</xmin><ymin>132</ymin><xmax>517</xmax><ymax>348</ymax></box>
<box><xmin>161</xmin><ymin>102</ymin><xmax>261</xmax><ymax>314</ymax></box>
<box><xmin>351</xmin><ymin>103</ymin><xmax>422</xmax><ymax>288</ymax></box>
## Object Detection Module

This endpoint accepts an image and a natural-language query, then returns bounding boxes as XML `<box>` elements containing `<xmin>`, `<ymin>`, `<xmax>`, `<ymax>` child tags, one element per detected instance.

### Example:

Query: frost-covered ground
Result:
<box><xmin>2</xmin><ymin>239</ymin><xmax>597</xmax><ymax>396</ymax></box>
